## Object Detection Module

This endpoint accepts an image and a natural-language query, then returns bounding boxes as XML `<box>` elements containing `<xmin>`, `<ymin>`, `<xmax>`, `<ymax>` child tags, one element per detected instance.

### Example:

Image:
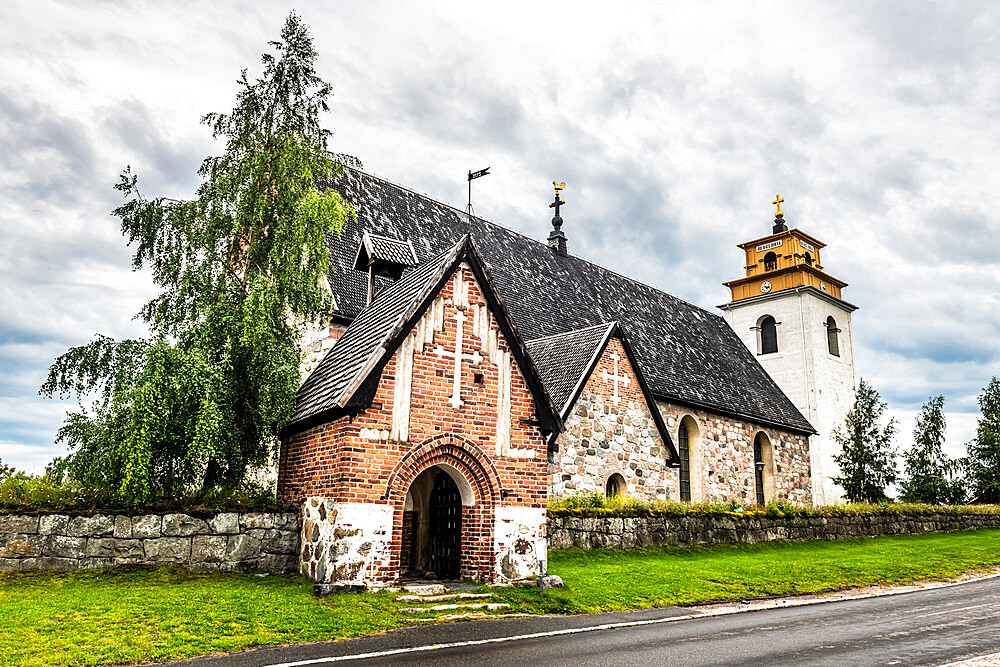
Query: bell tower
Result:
<box><xmin>719</xmin><ymin>197</ymin><xmax>858</xmax><ymax>505</ymax></box>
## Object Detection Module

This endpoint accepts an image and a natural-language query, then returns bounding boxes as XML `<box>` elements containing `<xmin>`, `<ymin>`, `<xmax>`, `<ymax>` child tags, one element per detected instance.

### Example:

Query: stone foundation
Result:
<box><xmin>548</xmin><ymin>512</ymin><xmax>1000</xmax><ymax>550</ymax></box>
<box><xmin>0</xmin><ymin>511</ymin><xmax>299</xmax><ymax>573</ymax></box>
<box><xmin>494</xmin><ymin>506</ymin><xmax>546</xmax><ymax>581</ymax></box>
<box><xmin>298</xmin><ymin>498</ymin><xmax>394</xmax><ymax>585</ymax></box>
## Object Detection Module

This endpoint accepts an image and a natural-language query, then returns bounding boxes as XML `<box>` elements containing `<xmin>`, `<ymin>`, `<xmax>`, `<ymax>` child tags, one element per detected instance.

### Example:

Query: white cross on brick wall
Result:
<box><xmin>435</xmin><ymin>310</ymin><xmax>483</xmax><ymax>409</ymax></box>
<box><xmin>600</xmin><ymin>351</ymin><xmax>630</xmax><ymax>405</ymax></box>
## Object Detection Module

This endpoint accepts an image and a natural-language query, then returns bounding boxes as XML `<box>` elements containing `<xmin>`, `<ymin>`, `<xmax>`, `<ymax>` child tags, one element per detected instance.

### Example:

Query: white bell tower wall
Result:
<box><xmin>721</xmin><ymin>286</ymin><xmax>857</xmax><ymax>505</ymax></box>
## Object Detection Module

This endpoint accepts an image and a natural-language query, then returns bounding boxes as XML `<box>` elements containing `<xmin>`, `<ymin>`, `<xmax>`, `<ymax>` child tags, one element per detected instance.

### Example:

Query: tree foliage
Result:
<box><xmin>41</xmin><ymin>14</ymin><xmax>355</xmax><ymax>503</ymax></box>
<box><xmin>899</xmin><ymin>395</ymin><xmax>966</xmax><ymax>504</ymax></box>
<box><xmin>831</xmin><ymin>378</ymin><xmax>898</xmax><ymax>502</ymax></box>
<box><xmin>967</xmin><ymin>377</ymin><xmax>1000</xmax><ymax>503</ymax></box>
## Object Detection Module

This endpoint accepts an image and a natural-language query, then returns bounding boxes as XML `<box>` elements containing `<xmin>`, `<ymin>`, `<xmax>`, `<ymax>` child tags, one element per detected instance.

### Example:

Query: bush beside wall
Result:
<box><xmin>547</xmin><ymin>511</ymin><xmax>1000</xmax><ymax>550</ymax></box>
<box><xmin>0</xmin><ymin>511</ymin><xmax>299</xmax><ymax>573</ymax></box>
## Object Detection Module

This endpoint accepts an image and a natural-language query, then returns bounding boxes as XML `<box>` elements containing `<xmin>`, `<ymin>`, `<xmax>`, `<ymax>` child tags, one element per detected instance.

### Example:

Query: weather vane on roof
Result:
<box><xmin>549</xmin><ymin>181</ymin><xmax>566</xmax><ymax>220</ymax></box>
<box><xmin>465</xmin><ymin>167</ymin><xmax>490</xmax><ymax>219</ymax></box>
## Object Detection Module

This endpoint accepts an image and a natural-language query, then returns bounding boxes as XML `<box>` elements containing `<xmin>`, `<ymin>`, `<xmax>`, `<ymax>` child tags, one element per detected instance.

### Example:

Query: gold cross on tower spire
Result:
<box><xmin>772</xmin><ymin>194</ymin><xmax>785</xmax><ymax>219</ymax></box>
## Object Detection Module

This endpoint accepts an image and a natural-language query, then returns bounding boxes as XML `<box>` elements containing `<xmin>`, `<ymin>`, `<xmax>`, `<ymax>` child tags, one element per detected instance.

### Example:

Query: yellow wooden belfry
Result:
<box><xmin>724</xmin><ymin>195</ymin><xmax>847</xmax><ymax>302</ymax></box>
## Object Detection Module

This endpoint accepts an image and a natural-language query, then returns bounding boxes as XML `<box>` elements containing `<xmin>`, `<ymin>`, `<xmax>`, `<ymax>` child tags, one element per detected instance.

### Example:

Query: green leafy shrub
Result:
<box><xmin>0</xmin><ymin>473</ymin><xmax>285</xmax><ymax>514</ymax></box>
<box><xmin>546</xmin><ymin>492</ymin><xmax>1000</xmax><ymax>519</ymax></box>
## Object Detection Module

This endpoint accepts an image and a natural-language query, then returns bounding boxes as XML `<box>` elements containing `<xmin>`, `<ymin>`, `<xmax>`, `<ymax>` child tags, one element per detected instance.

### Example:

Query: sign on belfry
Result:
<box><xmin>756</xmin><ymin>240</ymin><xmax>783</xmax><ymax>252</ymax></box>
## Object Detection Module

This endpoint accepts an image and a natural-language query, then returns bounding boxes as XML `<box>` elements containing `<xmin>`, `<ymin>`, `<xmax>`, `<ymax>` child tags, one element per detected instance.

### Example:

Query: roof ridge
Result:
<box><xmin>345</xmin><ymin>167</ymin><xmax>718</xmax><ymax>320</ymax></box>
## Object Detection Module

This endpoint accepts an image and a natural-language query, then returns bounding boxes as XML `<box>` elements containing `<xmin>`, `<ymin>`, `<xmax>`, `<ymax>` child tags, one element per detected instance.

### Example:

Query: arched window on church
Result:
<box><xmin>676</xmin><ymin>415</ymin><xmax>702</xmax><ymax>502</ymax></box>
<box><xmin>759</xmin><ymin>316</ymin><xmax>778</xmax><ymax>355</ymax></box>
<box><xmin>804</xmin><ymin>251</ymin><xmax>813</xmax><ymax>266</ymax></box>
<box><xmin>826</xmin><ymin>316</ymin><xmax>840</xmax><ymax>357</ymax></box>
<box><xmin>678</xmin><ymin>422</ymin><xmax>691</xmax><ymax>502</ymax></box>
<box><xmin>763</xmin><ymin>251</ymin><xmax>778</xmax><ymax>272</ymax></box>
<box><xmin>606</xmin><ymin>473</ymin><xmax>626</xmax><ymax>498</ymax></box>
<box><xmin>753</xmin><ymin>432</ymin><xmax>775</xmax><ymax>506</ymax></box>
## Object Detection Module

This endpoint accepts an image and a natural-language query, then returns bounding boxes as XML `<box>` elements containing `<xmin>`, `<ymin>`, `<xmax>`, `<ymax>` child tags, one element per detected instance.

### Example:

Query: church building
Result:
<box><xmin>278</xmin><ymin>169</ymin><xmax>827</xmax><ymax>587</ymax></box>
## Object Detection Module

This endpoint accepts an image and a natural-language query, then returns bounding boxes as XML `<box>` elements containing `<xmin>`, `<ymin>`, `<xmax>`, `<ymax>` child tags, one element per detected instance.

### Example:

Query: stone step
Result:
<box><xmin>395</xmin><ymin>592</ymin><xmax>492</xmax><ymax>603</ymax></box>
<box><xmin>398</xmin><ymin>602</ymin><xmax>511</xmax><ymax>614</ymax></box>
<box><xmin>401</xmin><ymin>584</ymin><xmax>447</xmax><ymax>595</ymax></box>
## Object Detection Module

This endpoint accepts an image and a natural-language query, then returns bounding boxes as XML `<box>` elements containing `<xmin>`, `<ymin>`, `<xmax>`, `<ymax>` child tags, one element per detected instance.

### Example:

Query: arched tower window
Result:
<box><xmin>826</xmin><ymin>316</ymin><xmax>840</xmax><ymax>357</ymax></box>
<box><xmin>759</xmin><ymin>316</ymin><xmax>778</xmax><ymax>355</ymax></box>
<box><xmin>763</xmin><ymin>251</ymin><xmax>778</xmax><ymax>272</ymax></box>
<box><xmin>606</xmin><ymin>473</ymin><xmax>626</xmax><ymax>498</ymax></box>
<box><xmin>804</xmin><ymin>251</ymin><xmax>813</xmax><ymax>265</ymax></box>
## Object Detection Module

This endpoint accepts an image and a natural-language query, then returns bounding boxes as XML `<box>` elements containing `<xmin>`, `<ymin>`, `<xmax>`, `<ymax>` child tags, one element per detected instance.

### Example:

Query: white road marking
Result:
<box><xmin>914</xmin><ymin>603</ymin><xmax>997</xmax><ymax>620</ymax></box>
<box><xmin>937</xmin><ymin>650</ymin><xmax>1000</xmax><ymax>666</ymax></box>
<box><xmin>263</xmin><ymin>572</ymin><xmax>1000</xmax><ymax>667</ymax></box>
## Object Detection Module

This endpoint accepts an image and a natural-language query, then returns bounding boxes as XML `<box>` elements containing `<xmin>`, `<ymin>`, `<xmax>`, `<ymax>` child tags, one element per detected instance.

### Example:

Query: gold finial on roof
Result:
<box><xmin>772</xmin><ymin>194</ymin><xmax>785</xmax><ymax>219</ymax></box>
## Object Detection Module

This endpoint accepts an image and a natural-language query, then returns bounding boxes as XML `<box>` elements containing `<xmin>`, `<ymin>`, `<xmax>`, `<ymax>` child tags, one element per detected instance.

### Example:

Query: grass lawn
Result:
<box><xmin>4</xmin><ymin>529</ymin><xmax>1000</xmax><ymax>666</ymax></box>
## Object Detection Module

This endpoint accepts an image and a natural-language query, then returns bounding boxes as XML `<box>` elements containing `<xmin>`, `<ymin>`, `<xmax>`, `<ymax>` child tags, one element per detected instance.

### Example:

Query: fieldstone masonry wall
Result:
<box><xmin>0</xmin><ymin>511</ymin><xmax>299</xmax><ymax>573</ymax></box>
<box><xmin>656</xmin><ymin>401</ymin><xmax>812</xmax><ymax>505</ymax></box>
<box><xmin>548</xmin><ymin>512</ymin><xmax>1000</xmax><ymax>550</ymax></box>
<box><xmin>550</xmin><ymin>338</ymin><xmax>671</xmax><ymax>501</ymax></box>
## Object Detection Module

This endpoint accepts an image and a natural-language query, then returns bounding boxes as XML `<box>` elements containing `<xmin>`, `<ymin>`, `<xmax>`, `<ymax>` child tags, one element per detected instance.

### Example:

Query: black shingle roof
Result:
<box><xmin>526</xmin><ymin>323</ymin><xmax>614</xmax><ymax>417</ymax></box>
<box><xmin>320</xmin><ymin>168</ymin><xmax>815</xmax><ymax>436</ymax></box>
<box><xmin>526</xmin><ymin>322</ymin><xmax>681</xmax><ymax>465</ymax></box>
<box><xmin>286</xmin><ymin>234</ymin><xmax>563</xmax><ymax>436</ymax></box>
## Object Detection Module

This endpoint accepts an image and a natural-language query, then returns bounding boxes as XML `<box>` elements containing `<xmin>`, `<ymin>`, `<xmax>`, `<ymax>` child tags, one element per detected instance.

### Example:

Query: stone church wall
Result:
<box><xmin>656</xmin><ymin>401</ymin><xmax>812</xmax><ymax>506</ymax></box>
<box><xmin>549</xmin><ymin>338</ymin><xmax>671</xmax><ymax>501</ymax></box>
<box><xmin>548</xmin><ymin>512</ymin><xmax>1000</xmax><ymax>550</ymax></box>
<box><xmin>0</xmin><ymin>511</ymin><xmax>299</xmax><ymax>573</ymax></box>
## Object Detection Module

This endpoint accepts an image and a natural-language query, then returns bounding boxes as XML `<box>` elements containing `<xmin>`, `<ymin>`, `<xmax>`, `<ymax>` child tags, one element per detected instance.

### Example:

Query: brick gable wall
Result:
<box><xmin>278</xmin><ymin>266</ymin><xmax>548</xmax><ymax>585</ymax></box>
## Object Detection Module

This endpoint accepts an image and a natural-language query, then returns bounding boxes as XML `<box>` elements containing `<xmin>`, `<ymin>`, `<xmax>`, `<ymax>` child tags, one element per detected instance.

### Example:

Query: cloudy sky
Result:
<box><xmin>1</xmin><ymin>1</ymin><xmax>998</xmax><ymax>473</ymax></box>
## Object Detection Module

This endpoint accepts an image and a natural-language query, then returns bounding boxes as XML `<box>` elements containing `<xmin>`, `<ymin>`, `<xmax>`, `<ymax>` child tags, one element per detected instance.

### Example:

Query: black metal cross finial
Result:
<box><xmin>549</xmin><ymin>181</ymin><xmax>566</xmax><ymax>227</ymax></box>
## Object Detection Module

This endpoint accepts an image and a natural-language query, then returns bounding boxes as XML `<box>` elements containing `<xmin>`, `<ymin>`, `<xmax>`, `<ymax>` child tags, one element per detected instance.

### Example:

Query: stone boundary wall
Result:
<box><xmin>0</xmin><ymin>512</ymin><xmax>300</xmax><ymax>573</ymax></box>
<box><xmin>547</xmin><ymin>512</ymin><xmax>1000</xmax><ymax>550</ymax></box>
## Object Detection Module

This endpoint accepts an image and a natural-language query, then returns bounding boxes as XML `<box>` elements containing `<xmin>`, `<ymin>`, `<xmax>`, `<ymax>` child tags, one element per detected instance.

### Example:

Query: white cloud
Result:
<box><xmin>1</xmin><ymin>0</ymin><xmax>998</xmax><ymax>476</ymax></box>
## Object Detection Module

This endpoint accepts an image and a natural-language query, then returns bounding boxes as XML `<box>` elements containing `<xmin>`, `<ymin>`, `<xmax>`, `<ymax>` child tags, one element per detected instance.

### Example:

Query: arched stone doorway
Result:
<box><xmin>388</xmin><ymin>434</ymin><xmax>501</xmax><ymax>582</ymax></box>
<box><xmin>753</xmin><ymin>431</ymin><xmax>776</xmax><ymax>505</ymax></box>
<box><xmin>403</xmin><ymin>465</ymin><xmax>467</xmax><ymax>579</ymax></box>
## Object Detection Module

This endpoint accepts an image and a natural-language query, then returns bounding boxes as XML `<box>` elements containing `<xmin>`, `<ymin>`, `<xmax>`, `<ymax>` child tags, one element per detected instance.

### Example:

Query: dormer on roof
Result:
<box><xmin>353</xmin><ymin>231</ymin><xmax>418</xmax><ymax>304</ymax></box>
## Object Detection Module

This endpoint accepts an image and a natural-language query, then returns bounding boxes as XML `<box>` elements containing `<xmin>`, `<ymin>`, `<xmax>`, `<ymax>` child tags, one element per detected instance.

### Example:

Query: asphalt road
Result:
<box><xmin>166</xmin><ymin>576</ymin><xmax>1000</xmax><ymax>667</ymax></box>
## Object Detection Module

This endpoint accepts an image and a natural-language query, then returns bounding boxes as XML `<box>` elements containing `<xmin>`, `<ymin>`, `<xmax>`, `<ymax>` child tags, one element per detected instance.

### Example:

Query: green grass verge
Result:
<box><xmin>494</xmin><ymin>529</ymin><xmax>1000</xmax><ymax>613</ymax></box>
<box><xmin>4</xmin><ymin>529</ymin><xmax>1000</xmax><ymax>666</ymax></box>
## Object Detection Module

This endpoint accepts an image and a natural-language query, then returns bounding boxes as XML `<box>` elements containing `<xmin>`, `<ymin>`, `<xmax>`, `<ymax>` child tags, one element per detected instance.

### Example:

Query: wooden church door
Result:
<box><xmin>429</xmin><ymin>470</ymin><xmax>462</xmax><ymax>579</ymax></box>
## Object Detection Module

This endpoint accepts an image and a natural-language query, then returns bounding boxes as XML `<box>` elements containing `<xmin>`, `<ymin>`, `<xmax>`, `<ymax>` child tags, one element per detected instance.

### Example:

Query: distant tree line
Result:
<box><xmin>833</xmin><ymin>376</ymin><xmax>1000</xmax><ymax>504</ymax></box>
